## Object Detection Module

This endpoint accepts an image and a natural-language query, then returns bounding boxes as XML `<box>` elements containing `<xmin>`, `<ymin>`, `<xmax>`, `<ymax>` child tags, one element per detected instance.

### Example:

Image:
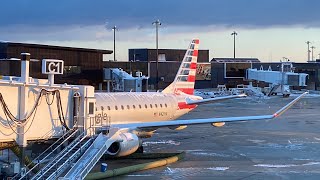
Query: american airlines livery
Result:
<box><xmin>95</xmin><ymin>39</ymin><xmax>307</xmax><ymax>157</ymax></box>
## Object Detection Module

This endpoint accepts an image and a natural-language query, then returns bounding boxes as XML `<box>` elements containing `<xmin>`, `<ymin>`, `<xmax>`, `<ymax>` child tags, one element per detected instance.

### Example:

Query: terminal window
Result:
<box><xmin>225</xmin><ymin>63</ymin><xmax>252</xmax><ymax>78</ymax></box>
<box><xmin>64</xmin><ymin>66</ymin><xmax>81</xmax><ymax>74</ymax></box>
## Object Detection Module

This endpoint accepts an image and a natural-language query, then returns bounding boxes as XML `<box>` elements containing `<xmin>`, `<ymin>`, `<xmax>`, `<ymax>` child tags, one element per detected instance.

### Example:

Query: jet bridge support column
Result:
<box><xmin>18</xmin><ymin>53</ymin><xmax>30</xmax><ymax>167</ymax></box>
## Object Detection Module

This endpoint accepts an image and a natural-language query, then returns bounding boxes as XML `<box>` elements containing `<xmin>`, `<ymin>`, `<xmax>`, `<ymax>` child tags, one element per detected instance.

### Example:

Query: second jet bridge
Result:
<box><xmin>246</xmin><ymin>62</ymin><xmax>308</xmax><ymax>97</ymax></box>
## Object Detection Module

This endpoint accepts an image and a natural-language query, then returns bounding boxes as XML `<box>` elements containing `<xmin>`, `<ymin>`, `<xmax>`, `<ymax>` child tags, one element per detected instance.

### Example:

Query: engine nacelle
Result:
<box><xmin>107</xmin><ymin>133</ymin><xmax>141</xmax><ymax>157</ymax></box>
<box><xmin>212</xmin><ymin>122</ymin><xmax>225</xmax><ymax>127</ymax></box>
<box><xmin>168</xmin><ymin>125</ymin><xmax>188</xmax><ymax>130</ymax></box>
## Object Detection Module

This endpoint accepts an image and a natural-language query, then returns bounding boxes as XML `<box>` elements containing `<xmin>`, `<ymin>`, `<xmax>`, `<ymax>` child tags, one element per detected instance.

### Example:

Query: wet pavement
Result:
<box><xmin>113</xmin><ymin>94</ymin><xmax>320</xmax><ymax>179</ymax></box>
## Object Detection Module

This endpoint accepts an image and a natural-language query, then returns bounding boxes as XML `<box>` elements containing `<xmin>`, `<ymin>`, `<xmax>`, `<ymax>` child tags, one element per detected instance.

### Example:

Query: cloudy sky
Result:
<box><xmin>1</xmin><ymin>0</ymin><xmax>320</xmax><ymax>62</ymax></box>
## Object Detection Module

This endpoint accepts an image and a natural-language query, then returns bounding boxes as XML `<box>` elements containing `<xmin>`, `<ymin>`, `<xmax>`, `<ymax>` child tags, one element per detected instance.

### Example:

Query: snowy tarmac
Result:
<box><xmin>113</xmin><ymin>94</ymin><xmax>320</xmax><ymax>179</ymax></box>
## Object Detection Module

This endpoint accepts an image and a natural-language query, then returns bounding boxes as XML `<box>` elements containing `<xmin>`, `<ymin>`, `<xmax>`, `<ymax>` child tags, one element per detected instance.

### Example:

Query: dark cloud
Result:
<box><xmin>0</xmin><ymin>0</ymin><xmax>320</xmax><ymax>29</ymax></box>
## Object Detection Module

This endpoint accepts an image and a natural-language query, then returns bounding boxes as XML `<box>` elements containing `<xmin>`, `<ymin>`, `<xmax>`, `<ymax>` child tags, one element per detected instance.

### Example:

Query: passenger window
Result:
<box><xmin>145</xmin><ymin>104</ymin><xmax>148</xmax><ymax>109</ymax></box>
<box><xmin>107</xmin><ymin>106</ymin><xmax>111</xmax><ymax>110</ymax></box>
<box><xmin>115</xmin><ymin>106</ymin><xmax>118</xmax><ymax>110</ymax></box>
<box><xmin>121</xmin><ymin>105</ymin><xmax>124</xmax><ymax>110</ymax></box>
<box><xmin>165</xmin><ymin>104</ymin><xmax>168</xmax><ymax>108</ymax></box>
<box><xmin>160</xmin><ymin>104</ymin><xmax>163</xmax><ymax>108</ymax></box>
<box><xmin>150</xmin><ymin>104</ymin><xmax>153</xmax><ymax>108</ymax></box>
<box><xmin>133</xmin><ymin>105</ymin><xmax>136</xmax><ymax>109</ymax></box>
<box><xmin>155</xmin><ymin>104</ymin><xmax>158</xmax><ymax>108</ymax></box>
<box><xmin>127</xmin><ymin>105</ymin><xmax>130</xmax><ymax>109</ymax></box>
<box><xmin>139</xmin><ymin>105</ymin><xmax>142</xmax><ymax>109</ymax></box>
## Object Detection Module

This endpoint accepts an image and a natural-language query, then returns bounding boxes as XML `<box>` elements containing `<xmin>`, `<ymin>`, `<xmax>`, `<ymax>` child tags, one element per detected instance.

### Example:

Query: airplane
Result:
<box><xmin>94</xmin><ymin>39</ymin><xmax>307</xmax><ymax>157</ymax></box>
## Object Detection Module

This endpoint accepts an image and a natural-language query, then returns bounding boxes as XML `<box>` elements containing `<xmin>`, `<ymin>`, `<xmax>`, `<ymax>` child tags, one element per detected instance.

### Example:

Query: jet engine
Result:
<box><xmin>107</xmin><ymin>132</ymin><xmax>141</xmax><ymax>157</ymax></box>
<box><xmin>212</xmin><ymin>122</ymin><xmax>225</xmax><ymax>127</ymax></box>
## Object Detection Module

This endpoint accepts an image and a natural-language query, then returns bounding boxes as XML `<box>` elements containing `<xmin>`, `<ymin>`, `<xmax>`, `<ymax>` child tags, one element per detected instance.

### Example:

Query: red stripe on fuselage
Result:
<box><xmin>178</xmin><ymin>102</ymin><xmax>197</xmax><ymax>110</ymax></box>
<box><xmin>193</xmin><ymin>39</ymin><xmax>199</xmax><ymax>44</ymax></box>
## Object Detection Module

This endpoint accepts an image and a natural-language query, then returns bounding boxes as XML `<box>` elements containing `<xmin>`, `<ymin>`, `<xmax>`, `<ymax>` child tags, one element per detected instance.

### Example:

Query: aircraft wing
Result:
<box><xmin>114</xmin><ymin>92</ymin><xmax>307</xmax><ymax>130</ymax></box>
<box><xmin>186</xmin><ymin>94</ymin><xmax>246</xmax><ymax>105</ymax></box>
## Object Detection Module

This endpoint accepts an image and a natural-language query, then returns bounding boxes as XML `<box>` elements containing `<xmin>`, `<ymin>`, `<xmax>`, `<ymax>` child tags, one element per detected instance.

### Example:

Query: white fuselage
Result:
<box><xmin>94</xmin><ymin>92</ymin><xmax>198</xmax><ymax>125</ymax></box>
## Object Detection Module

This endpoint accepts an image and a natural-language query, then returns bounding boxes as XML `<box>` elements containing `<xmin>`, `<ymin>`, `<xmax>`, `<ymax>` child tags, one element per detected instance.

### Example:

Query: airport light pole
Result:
<box><xmin>311</xmin><ymin>46</ymin><xmax>316</xmax><ymax>61</ymax></box>
<box><xmin>152</xmin><ymin>19</ymin><xmax>161</xmax><ymax>91</ymax></box>
<box><xmin>231</xmin><ymin>31</ymin><xmax>238</xmax><ymax>59</ymax></box>
<box><xmin>306</xmin><ymin>41</ymin><xmax>311</xmax><ymax>61</ymax></box>
<box><xmin>112</xmin><ymin>26</ymin><xmax>118</xmax><ymax>61</ymax></box>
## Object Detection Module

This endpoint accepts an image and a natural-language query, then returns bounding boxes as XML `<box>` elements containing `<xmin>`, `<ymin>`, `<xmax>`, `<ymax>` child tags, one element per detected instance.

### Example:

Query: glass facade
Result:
<box><xmin>225</xmin><ymin>63</ymin><xmax>252</xmax><ymax>78</ymax></box>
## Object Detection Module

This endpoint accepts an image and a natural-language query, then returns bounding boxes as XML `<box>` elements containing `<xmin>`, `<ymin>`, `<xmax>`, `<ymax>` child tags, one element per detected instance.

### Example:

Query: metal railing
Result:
<box><xmin>14</xmin><ymin>128</ymin><xmax>79</xmax><ymax>180</ymax></box>
<box><xmin>31</xmin><ymin>131</ymin><xmax>87</xmax><ymax>179</ymax></box>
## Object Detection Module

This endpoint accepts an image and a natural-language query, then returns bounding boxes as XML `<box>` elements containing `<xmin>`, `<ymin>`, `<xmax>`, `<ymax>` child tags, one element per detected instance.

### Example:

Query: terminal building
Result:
<box><xmin>128</xmin><ymin>48</ymin><xmax>209</xmax><ymax>62</ymax></box>
<box><xmin>0</xmin><ymin>41</ymin><xmax>112</xmax><ymax>89</ymax></box>
<box><xmin>0</xmin><ymin>41</ymin><xmax>319</xmax><ymax>91</ymax></box>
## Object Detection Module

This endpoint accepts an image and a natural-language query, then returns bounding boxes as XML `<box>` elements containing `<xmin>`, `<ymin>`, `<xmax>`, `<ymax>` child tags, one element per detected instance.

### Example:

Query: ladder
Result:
<box><xmin>31</xmin><ymin>131</ymin><xmax>94</xmax><ymax>180</ymax></box>
<box><xmin>63</xmin><ymin>128</ymin><xmax>120</xmax><ymax>179</ymax></box>
<box><xmin>16</xmin><ymin>128</ymin><xmax>79</xmax><ymax>180</ymax></box>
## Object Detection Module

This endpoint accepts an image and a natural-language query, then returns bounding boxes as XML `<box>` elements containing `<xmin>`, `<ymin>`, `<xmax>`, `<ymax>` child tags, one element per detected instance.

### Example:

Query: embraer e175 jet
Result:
<box><xmin>94</xmin><ymin>39</ymin><xmax>306</xmax><ymax>157</ymax></box>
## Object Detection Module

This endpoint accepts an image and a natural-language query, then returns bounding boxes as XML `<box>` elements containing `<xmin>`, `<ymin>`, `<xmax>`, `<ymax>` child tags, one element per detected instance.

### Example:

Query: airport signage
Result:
<box><xmin>42</xmin><ymin>59</ymin><xmax>64</xmax><ymax>74</ymax></box>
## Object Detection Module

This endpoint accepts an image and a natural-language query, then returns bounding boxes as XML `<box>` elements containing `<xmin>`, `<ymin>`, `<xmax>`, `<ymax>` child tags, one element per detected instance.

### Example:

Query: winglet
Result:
<box><xmin>273</xmin><ymin>92</ymin><xmax>308</xmax><ymax>118</ymax></box>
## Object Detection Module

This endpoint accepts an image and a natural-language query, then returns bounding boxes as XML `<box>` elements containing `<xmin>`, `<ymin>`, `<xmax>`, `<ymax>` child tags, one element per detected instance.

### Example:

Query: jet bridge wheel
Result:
<box><xmin>283</xmin><ymin>94</ymin><xmax>290</xmax><ymax>98</ymax></box>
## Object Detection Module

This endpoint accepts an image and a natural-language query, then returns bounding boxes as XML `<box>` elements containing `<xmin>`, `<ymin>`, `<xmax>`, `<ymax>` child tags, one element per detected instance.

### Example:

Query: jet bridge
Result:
<box><xmin>246</xmin><ymin>62</ymin><xmax>308</xmax><ymax>97</ymax></box>
<box><xmin>103</xmin><ymin>68</ymin><xmax>148</xmax><ymax>92</ymax></box>
<box><xmin>0</xmin><ymin>53</ymin><xmax>103</xmax><ymax>178</ymax></box>
<box><xmin>0</xmin><ymin>55</ymin><xmax>97</xmax><ymax>146</ymax></box>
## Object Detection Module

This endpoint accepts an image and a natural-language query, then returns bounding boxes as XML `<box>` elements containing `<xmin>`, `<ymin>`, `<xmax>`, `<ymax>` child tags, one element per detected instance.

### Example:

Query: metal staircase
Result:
<box><xmin>14</xmin><ymin>127</ymin><xmax>120</xmax><ymax>180</ymax></box>
<box><xmin>31</xmin><ymin>130</ymin><xmax>94</xmax><ymax>180</ymax></box>
<box><xmin>15</xmin><ymin>128</ymin><xmax>79</xmax><ymax>180</ymax></box>
<box><xmin>63</xmin><ymin>128</ymin><xmax>120</xmax><ymax>179</ymax></box>
<box><xmin>267</xmin><ymin>84</ymin><xmax>280</xmax><ymax>96</ymax></box>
